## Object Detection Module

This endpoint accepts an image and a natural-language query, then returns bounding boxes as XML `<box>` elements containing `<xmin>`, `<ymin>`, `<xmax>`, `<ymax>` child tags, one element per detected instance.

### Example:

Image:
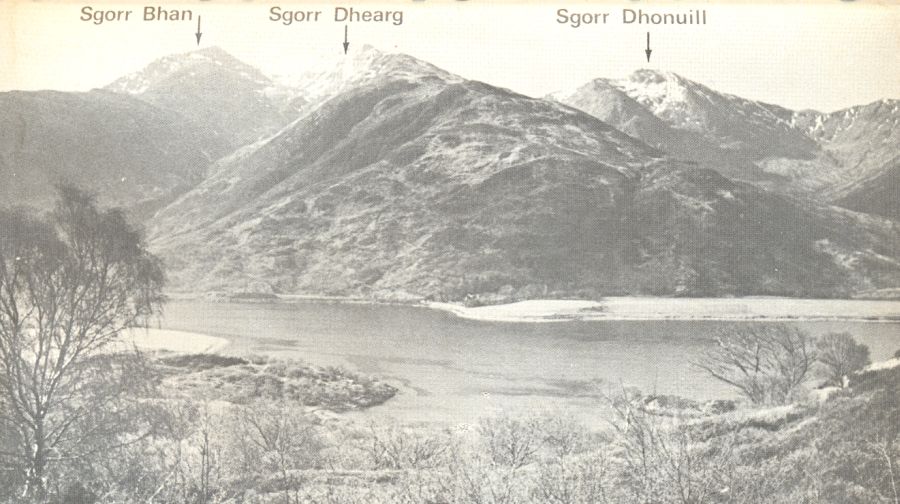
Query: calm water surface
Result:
<box><xmin>159</xmin><ymin>300</ymin><xmax>900</xmax><ymax>426</ymax></box>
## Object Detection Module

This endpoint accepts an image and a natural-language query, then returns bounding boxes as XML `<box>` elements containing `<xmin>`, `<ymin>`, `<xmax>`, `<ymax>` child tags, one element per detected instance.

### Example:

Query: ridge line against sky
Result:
<box><xmin>1</xmin><ymin>2</ymin><xmax>898</xmax><ymax>112</ymax></box>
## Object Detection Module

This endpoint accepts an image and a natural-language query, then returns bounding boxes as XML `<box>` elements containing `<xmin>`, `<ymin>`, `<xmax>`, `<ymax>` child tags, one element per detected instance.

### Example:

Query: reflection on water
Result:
<box><xmin>158</xmin><ymin>300</ymin><xmax>900</xmax><ymax>426</ymax></box>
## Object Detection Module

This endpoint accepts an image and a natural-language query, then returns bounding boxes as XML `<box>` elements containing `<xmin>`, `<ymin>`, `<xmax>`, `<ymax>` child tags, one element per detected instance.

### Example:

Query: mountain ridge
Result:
<box><xmin>551</xmin><ymin>69</ymin><xmax>899</xmax><ymax>219</ymax></box>
<box><xmin>140</xmin><ymin>50</ymin><xmax>900</xmax><ymax>300</ymax></box>
<box><xmin>4</xmin><ymin>47</ymin><xmax>898</xmax><ymax>300</ymax></box>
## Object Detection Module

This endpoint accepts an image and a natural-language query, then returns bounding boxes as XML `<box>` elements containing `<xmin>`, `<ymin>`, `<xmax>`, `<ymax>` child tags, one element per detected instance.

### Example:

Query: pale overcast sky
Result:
<box><xmin>1</xmin><ymin>1</ymin><xmax>898</xmax><ymax>112</ymax></box>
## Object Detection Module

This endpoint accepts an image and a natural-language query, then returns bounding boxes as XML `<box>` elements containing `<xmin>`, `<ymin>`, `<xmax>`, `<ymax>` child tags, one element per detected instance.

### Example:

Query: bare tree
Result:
<box><xmin>608</xmin><ymin>389</ymin><xmax>735</xmax><ymax>504</ymax></box>
<box><xmin>444</xmin><ymin>448</ymin><xmax>526</xmax><ymax>504</ymax></box>
<box><xmin>816</xmin><ymin>332</ymin><xmax>870</xmax><ymax>387</ymax></box>
<box><xmin>362</xmin><ymin>422</ymin><xmax>451</xmax><ymax>470</ymax></box>
<box><xmin>534</xmin><ymin>452</ymin><xmax>612</xmax><ymax>504</ymax></box>
<box><xmin>694</xmin><ymin>324</ymin><xmax>817</xmax><ymax>404</ymax></box>
<box><xmin>0</xmin><ymin>187</ymin><xmax>164</xmax><ymax>499</ymax></box>
<box><xmin>478</xmin><ymin>416</ymin><xmax>542</xmax><ymax>470</ymax></box>
<box><xmin>866</xmin><ymin>435</ymin><xmax>900</xmax><ymax>504</ymax></box>
<box><xmin>537</xmin><ymin>415</ymin><xmax>593</xmax><ymax>459</ymax></box>
<box><xmin>229</xmin><ymin>401</ymin><xmax>320</xmax><ymax>504</ymax></box>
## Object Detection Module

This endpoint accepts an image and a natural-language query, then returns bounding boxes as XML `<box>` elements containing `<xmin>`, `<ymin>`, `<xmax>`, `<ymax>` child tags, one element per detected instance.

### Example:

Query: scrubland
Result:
<box><xmin>3</xmin><ymin>349</ymin><xmax>896</xmax><ymax>504</ymax></box>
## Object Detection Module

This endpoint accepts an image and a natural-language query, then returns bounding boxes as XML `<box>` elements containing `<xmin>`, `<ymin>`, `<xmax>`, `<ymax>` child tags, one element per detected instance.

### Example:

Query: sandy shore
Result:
<box><xmin>429</xmin><ymin>297</ymin><xmax>900</xmax><ymax>323</ymax></box>
<box><xmin>866</xmin><ymin>357</ymin><xmax>900</xmax><ymax>371</ymax></box>
<box><xmin>116</xmin><ymin>328</ymin><xmax>230</xmax><ymax>353</ymax></box>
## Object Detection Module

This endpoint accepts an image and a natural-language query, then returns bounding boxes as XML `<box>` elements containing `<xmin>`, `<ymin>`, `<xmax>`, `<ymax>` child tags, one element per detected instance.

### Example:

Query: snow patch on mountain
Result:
<box><xmin>284</xmin><ymin>45</ymin><xmax>465</xmax><ymax>107</ymax></box>
<box><xmin>108</xmin><ymin>47</ymin><xmax>271</xmax><ymax>95</ymax></box>
<box><xmin>618</xmin><ymin>70</ymin><xmax>694</xmax><ymax>126</ymax></box>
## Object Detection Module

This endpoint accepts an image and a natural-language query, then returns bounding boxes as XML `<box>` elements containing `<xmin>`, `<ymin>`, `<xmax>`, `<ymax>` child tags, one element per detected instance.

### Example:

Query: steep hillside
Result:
<box><xmin>0</xmin><ymin>89</ymin><xmax>226</xmax><ymax>212</ymax></box>
<box><xmin>147</xmin><ymin>48</ymin><xmax>900</xmax><ymax>300</ymax></box>
<box><xmin>800</xmin><ymin>99</ymin><xmax>900</xmax><ymax>220</ymax></box>
<box><xmin>628</xmin><ymin>166</ymin><xmax>900</xmax><ymax>297</ymax></box>
<box><xmin>107</xmin><ymin>47</ymin><xmax>301</xmax><ymax>149</ymax></box>
<box><xmin>838</xmin><ymin>162</ymin><xmax>900</xmax><ymax>221</ymax></box>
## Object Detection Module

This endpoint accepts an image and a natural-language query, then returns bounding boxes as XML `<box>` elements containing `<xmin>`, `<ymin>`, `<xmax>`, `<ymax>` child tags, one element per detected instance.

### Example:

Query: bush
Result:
<box><xmin>159</xmin><ymin>353</ymin><xmax>249</xmax><ymax>370</ymax></box>
<box><xmin>478</xmin><ymin>416</ymin><xmax>542</xmax><ymax>469</ymax></box>
<box><xmin>358</xmin><ymin>424</ymin><xmax>452</xmax><ymax>470</ymax></box>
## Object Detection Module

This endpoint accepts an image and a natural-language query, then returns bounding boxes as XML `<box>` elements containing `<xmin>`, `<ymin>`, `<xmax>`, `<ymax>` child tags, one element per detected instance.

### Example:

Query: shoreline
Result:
<box><xmin>163</xmin><ymin>292</ymin><xmax>900</xmax><ymax>324</ymax></box>
<box><xmin>426</xmin><ymin>297</ymin><xmax>900</xmax><ymax>324</ymax></box>
<box><xmin>119</xmin><ymin>328</ymin><xmax>230</xmax><ymax>354</ymax></box>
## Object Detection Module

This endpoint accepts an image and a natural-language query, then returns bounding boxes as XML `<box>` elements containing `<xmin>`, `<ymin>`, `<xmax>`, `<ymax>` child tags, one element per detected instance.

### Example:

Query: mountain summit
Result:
<box><xmin>106</xmin><ymin>47</ymin><xmax>300</xmax><ymax>149</ymax></box>
<box><xmin>286</xmin><ymin>45</ymin><xmax>464</xmax><ymax>106</ymax></box>
<box><xmin>107</xmin><ymin>46</ymin><xmax>265</xmax><ymax>95</ymax></box>
<box><xmin>551</xmin><ymin>68</ymin><xmax>900</xmax><ymax>216</ymax></box>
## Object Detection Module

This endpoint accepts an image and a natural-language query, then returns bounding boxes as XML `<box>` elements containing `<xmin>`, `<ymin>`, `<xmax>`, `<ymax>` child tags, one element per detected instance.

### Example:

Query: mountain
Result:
<box><xmin>620</xmin><ymin>70</ymin><xmax>818</xmax><ymax>160</ymax></box>
<box><xmin>107</xmin><ymin>46</ymin><xmax>302</xmax><ymax>150</ymax></box>
<box><xmin>147</xmin><ymin>47</ymin><xmax>660</xmax><ymax>297</ymax></box>
<box><xmin>552</xmin><ymin>71</ymin><xmax>900</xmax><ymax>219</ymax></box>
<box><xmin>5</xmin><ymin>46</ymin><xmax>893</xmax><ymax>300</ymax></box>
<box><xmin>551</xmin><ymin>70</ymin><xmax>822</xmax><ymax>184</ymax></box>
<box><xmin>146</xmin><ymin>47</ymin><xmax>900</xmax><ymax>300</ymax></box>
<box><xmin>0</xmin><ymin>46</ymin><xmax>316</xmax><ymax>215</ymax></box>
<box><xmin>0</xmin><ymin>89</ymin><xmax>226</xmax><ymax>212</ymax></box>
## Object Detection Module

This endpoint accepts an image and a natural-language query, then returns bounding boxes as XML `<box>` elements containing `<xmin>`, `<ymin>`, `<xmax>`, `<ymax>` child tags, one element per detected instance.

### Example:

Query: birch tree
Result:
<box><xmin>0</xmin><ymin>186</ymin><xmax>164</xmax><ymax>499</ymax></box>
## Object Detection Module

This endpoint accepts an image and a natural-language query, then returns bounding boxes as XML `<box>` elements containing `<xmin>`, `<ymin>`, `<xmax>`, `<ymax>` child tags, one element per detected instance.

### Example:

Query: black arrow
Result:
<box><xmin>645</xmin><ymin>32</ymin><xmax>652</xmax><ymax>62</ymax></box>
<box><xmin>343</xmin><ymin>25</ymin><xmax>349</xmax><ymax>54</ymax></box>
<box><xmin>195</xmin><ymin>16</ymin><xmax>202</xmax><ymax>45</ymax></box>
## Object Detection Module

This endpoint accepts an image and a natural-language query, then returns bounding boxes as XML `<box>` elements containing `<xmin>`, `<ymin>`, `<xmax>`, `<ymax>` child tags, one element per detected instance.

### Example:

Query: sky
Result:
<box><xmin>1</xmin><ymin>1</ymin><xmax>898</xmax><ymax>112</ymax></box>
